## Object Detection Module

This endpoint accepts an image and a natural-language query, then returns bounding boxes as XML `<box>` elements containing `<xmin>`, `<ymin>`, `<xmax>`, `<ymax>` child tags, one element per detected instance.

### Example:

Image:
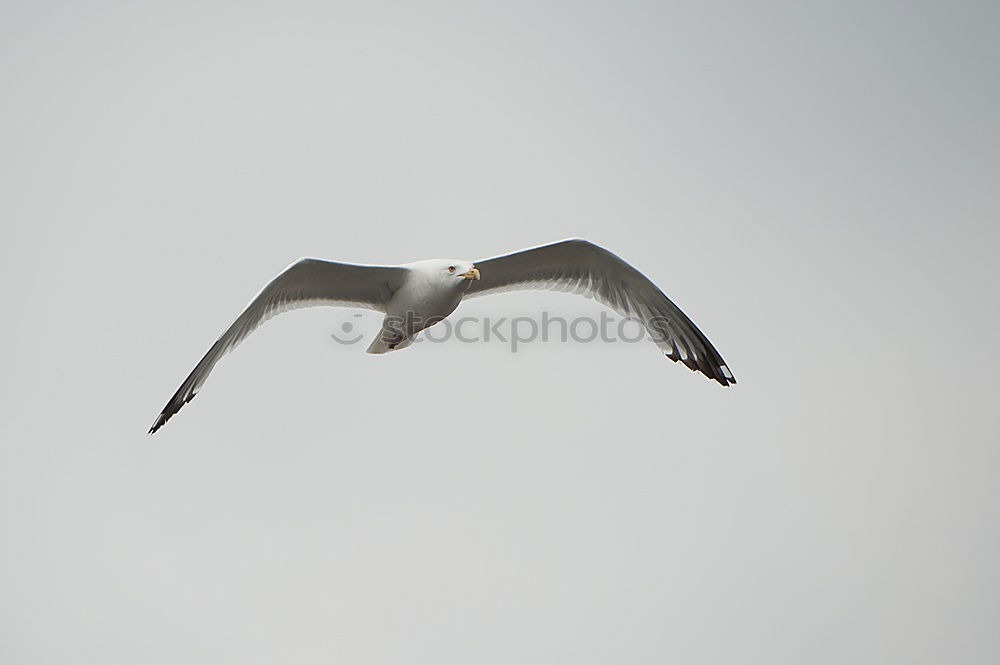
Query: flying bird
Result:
<box><xmin>149</xmin><ymin>239</ymin><xmax>735</xmax><ymax>433</ymax></box>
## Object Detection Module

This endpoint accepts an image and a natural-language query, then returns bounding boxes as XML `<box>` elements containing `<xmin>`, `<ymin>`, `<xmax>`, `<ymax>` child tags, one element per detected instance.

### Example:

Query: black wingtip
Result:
<box><xmin>147</xmin><ymin>391</ymin><xmax>195</xmax><ymax>435</ymax></box>
<box><xmin>713</xmin><ymin>369</ymin><xmax>736</xmax><ymax>387</ymax></box>
<box><xmin>663</xmin><ymin>351</ymin><xmax>736</xmax><ymax>387</ymax></box>
<box><xmin>714</xmin><ymin>366</ymin><xmax>736</xmax><ymax>387</ymax></box>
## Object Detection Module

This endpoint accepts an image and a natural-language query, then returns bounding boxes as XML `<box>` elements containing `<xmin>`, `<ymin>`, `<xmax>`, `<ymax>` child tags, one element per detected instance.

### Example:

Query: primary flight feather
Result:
<box><xmin>149</xmin><ymin>239</ymin><xmax>735</xmax><ymax>433</ymax></box>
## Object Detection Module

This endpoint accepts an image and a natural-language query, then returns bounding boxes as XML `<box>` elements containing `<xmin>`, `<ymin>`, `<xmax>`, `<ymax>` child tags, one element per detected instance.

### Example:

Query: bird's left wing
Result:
<box><xmin>149</xmin><ymin>258</ymin><xmax>407</xmax><ymax>433</ymax></box>
<box><xmin>465</xmin><ymin>239</ymin><xmax>735</xmax><ymax>386</ymax></box>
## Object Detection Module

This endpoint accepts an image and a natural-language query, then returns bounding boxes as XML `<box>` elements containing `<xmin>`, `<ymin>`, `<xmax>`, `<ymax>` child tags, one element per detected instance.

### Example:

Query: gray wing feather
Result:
<box><xmin>465</xmin><ymin>239</ymin><xmax>735</xmax><ymax>386</ymax></box>
<box><xmin>149</xmin><ymin>258</ymin><xmax>407</xmax><ymax>433</ymax></box>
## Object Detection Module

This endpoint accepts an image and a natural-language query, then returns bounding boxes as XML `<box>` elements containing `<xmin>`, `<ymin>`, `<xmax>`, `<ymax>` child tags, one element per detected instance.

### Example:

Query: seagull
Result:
<box><xmin>149</xmin><ymin>238</ymin><xmax>735</xmax><ymax>433</ymax></box>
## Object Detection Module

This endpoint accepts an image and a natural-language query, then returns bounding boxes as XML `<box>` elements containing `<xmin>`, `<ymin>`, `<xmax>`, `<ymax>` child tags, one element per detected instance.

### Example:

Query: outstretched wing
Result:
<box><xmin>465</xmin><ymin>239</ymin><xmax>735</xmax><ymax>386</ymax></box>
<box><xmin>149</xmin><ymin>258</ymin><xmax>407</xmax><ymax>433</ymax></box>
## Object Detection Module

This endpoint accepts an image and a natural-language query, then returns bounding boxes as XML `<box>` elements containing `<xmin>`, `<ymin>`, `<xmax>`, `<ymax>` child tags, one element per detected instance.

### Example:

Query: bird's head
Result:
<box><xmin>417</xmin><ymin>259</ymin><xmax>480</xmax><ymax>285</ymax></box>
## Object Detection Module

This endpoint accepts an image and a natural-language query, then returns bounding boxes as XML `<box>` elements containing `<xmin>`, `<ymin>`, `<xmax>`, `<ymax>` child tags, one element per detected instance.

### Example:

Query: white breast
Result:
<box><xmin>386</xmin><ymin>269</ymin><xmax>465</xmax><ymax>333</ymax></box>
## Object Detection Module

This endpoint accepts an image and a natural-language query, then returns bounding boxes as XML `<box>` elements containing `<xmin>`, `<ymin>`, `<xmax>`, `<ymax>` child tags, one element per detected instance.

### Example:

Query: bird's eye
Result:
<box><xmin>448</xmin><ymin>266</ymin><xmax>456</xmax><ymax>272</ymax></box>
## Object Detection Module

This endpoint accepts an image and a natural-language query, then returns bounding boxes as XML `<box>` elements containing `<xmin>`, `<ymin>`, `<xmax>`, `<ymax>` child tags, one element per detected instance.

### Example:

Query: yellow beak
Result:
<box><xmin>460</xmin><ymin>267</ymin><xmax>481</xmax><ymax>280</ymax></box>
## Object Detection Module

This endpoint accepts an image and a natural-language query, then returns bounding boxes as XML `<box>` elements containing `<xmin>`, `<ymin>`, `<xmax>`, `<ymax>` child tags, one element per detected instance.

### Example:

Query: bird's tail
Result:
<box><xmin>365</xmin><ymin>329</ymin><xmax>414</xmax><ymax>354</ymax></box>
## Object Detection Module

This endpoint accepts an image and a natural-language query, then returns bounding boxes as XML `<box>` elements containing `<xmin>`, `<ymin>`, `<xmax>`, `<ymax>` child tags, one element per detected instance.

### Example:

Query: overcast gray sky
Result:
<box><xmin>2</xmin><ymin>1</ymin><xmax>998</xmax><ymax>663</ymax></box>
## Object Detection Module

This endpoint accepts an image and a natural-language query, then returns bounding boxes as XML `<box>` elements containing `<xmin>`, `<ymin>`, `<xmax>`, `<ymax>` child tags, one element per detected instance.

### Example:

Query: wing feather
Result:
<box><xmin>149</xmin><ymin>258</ymin><xmax>407</xmax><ymax>433</ymax></box>
<box><xmin>466</xmin><ymin>239</ymin><xmax>735</xmax><ymax>386</ymax></box>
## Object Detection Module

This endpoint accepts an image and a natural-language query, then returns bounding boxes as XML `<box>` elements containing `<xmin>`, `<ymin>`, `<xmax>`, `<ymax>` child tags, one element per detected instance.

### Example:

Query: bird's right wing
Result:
<box><xmin>149</xmin><ymin>258</ymin><xmax>407</xmax><ymax>433</ymax></box>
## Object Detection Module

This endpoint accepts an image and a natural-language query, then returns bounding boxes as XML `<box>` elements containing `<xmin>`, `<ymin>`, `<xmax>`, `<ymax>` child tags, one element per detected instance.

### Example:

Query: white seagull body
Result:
<box><xmin>149</xmin><ymin>239</ymin><xmax>734</xmax><ymax>433</ymax></box>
